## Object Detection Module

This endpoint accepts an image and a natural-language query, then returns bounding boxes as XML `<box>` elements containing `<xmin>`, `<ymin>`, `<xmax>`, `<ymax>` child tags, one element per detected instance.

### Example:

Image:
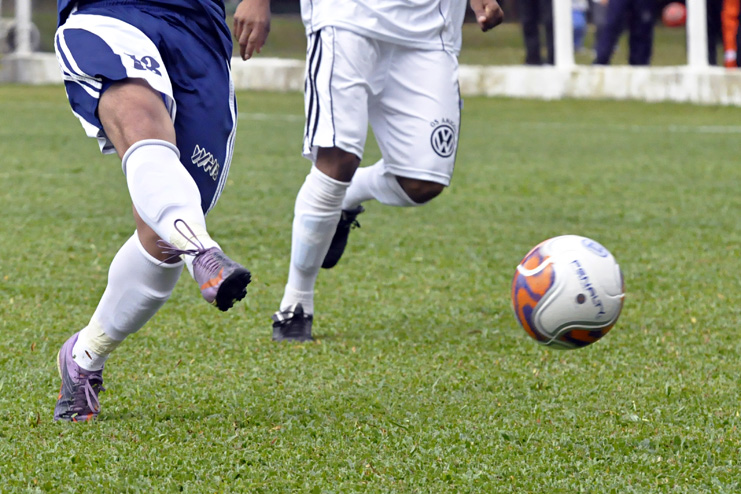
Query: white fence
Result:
<box><xmin>3</xmin><ymin>0</ymin><xmax>741</xmax><ymax>105</ymax></box>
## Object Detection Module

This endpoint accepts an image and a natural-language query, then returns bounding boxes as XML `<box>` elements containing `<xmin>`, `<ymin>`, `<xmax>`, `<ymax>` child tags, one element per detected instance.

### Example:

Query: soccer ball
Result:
<box><xmin>511</xmin><ymin>235</ymin><xmax>625</xmax><ymax>350</ymax></box>
<box><xmin>662</xmin><ymin>2</ymin><xmax>686</xmax><ymax>28</ymax></box>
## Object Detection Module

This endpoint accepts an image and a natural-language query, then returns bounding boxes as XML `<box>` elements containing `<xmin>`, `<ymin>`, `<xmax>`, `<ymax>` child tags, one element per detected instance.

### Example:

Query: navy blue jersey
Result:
<box><xmin>58</xmin><ymin>0</ymin><xmax>231</xmax><ymax>65</ymax></box>
<box><xmin>55</xmin><ymin>3</ymin><xmax>237</xmax><ymax>213</ymax></box>
<box><xmin>59</xmin><ymin>0</ymin><xmax>226</xmax><ymax>26</ymax></box>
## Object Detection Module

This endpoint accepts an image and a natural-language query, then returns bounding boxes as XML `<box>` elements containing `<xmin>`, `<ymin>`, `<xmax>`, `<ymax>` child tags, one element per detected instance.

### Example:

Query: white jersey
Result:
<box><xmin>300</xmin><ymin>0</ymin><xmax>467</xmax><ymax>54</ymax></box>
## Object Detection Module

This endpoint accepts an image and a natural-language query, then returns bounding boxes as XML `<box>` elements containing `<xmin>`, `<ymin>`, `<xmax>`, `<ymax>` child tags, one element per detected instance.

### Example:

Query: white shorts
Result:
<box><xmin>303</xmin><ymin>27</ymin><xmax>461</xmax><ymax>186</ymax></box>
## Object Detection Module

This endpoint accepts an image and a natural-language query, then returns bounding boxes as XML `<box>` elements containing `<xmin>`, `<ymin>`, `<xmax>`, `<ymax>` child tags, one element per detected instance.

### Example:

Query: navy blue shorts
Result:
<box><xmin>55</xmin><ymin>4</ymin><xmax>236</xmax><ymax>213</ymax></box>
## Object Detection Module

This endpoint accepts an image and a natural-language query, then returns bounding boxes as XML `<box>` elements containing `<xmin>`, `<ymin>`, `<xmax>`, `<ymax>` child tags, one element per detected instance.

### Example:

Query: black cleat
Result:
<box><xmin>322</xmin><ymin>206</ymin><xmax>364</xmax><ymax>269</ymax></box>
<box><xmin>272</xmin><ymin>303</ymin><xmax>314</xmax><ymax>342</ymax></box>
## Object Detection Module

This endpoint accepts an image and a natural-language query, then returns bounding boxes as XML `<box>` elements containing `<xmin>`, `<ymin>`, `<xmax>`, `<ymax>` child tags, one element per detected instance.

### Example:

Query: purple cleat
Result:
<box><xmin>192</xmin><ymin>247</ymin><xmax>251</xmax><ymax>311</ymax></box>
<box><xmin>54</xmin><ymin>332</ymin><xmax>105</xmax><ymax>422</ymax></box>
<box><xmin>158</xmin><ymin>220</ymin><xmax>251</xmax><ymax>312</ymax></box>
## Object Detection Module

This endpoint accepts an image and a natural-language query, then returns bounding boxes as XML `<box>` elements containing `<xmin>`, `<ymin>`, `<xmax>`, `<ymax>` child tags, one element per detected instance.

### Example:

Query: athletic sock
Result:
<box><xmin>280</xmin><ymin>166</ymin><xmax>350</xmax><ymax>314</ymax></box>
<box><xmin>342</xmin><ymin>159</ymin><xmax>418</xmax><ymax>209</ymax></box>
<box><xmin>122</xmin><ymin>139</ymin><xmax>219</xmax><ymax>255</ymax></box>
<box><xmin>72</xmin><ymin>233</ymin><xmax>183</xmax><ymax>371</ymax></box>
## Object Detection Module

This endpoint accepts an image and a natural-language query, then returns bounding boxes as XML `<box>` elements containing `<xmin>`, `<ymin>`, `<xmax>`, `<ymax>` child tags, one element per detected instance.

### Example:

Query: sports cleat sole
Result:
<box><xmin>271</xmin><ymin>304</ymin><xmax>314</xmax><ymax>342</ymax></box>
<box><xmin>213</xmin><ymin>268</ymin><xmax>252</xmax><ymax>311</ymax></box>
<box><xmin>322</xmin><ymin>206</ymin><xmax>364</xmax><ymax>269</ymax></box>
<box><xmin>272</xmin><ymin>329</ymin><xmax>314</xmax><ymax>342</ymax></box>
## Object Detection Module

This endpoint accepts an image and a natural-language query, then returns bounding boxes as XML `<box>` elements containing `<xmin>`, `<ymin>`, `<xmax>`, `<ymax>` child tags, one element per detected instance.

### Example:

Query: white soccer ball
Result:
<box><xmin>511</xmin><ymin>235</ymin><xmax>625</xmax><ymax>349</ymax></box>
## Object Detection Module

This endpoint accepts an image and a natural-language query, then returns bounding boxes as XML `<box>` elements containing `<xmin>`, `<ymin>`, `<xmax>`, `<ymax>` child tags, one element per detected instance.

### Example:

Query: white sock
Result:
<box><xmin>122</xmin><ymin>139</ymin><xmax>219</xmax><ymax>254</ymax></box>
<box><xmin>72</xmin><ymin>233</ymin><xmax>183</xmax><ymax>371</ymax></box>
<box><xmin>280</xmin><ymin>166</ymin><xmax>350</xmax><ymax>314</ymax></box>
<box><xmin>342</xmin><ymin>160</ymin><xmax>418</xmax><ymax>209</ymax></box>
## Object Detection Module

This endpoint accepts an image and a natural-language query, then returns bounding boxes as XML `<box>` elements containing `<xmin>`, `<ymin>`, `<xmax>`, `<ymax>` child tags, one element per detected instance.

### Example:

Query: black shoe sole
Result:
<box><xmin>214</xmin><ymin>268</ymin><xmax>251</xmax><ymax>311</ymax></box>
<box><xmin>272</xmin><ymin>331</ymin><xmax>314</xmax><ymax>342</ymax></box>
<box><xmin>321</xmin><ymin>237</ymin><xmax>348</xmax><ymax>269</ymax></box>
<box><xmin>321</xmin><ymin>257</ymin><xmax>340</xmax><ymax>269</ymax></box>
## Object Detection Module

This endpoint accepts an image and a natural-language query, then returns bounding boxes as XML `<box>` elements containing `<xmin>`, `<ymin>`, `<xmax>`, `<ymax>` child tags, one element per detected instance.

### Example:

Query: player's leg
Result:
<box><xmin>541</xmin><ymin>0</ymin><xmax>555</xmax><ymax>65</ymax></box>
<box><xmin>337</xmin><ymin>46</ymin><xmax>460</xmax><ymax>233</ymax></box>
<box><xmin>626</xmin><ymin>0</ymin><xmax>654</xmax><ymax>66</ymax></box>
<box><xmin>55</xmin><ymin>232</ymin><xmax>183</xmax><ymax>421</ymax></box>
<box><xmin>517</xmin><ymin>0</ymin><xmax>543</xmax><ymax>64</ymax></box>
<box><xmin>273</xmin><ymin>28</ymin><xmax>376</xmax><ymax>341</ymax></box>
<box><xmin>272</xmin><ymin>150</ymin><xmax>355</xmax><ymax>341</ymax></box>
<box><xmin>53</xmin><ymin>11</ymin><xmax>246</xmax><ymax>420</ymax></box>
<box><xmin>593</xmin><ymin>0</ymin><xmax>628</xmax><ymax>65</ymax></box>
<box><xmin>101</xmin><ymin>79</ymin><xmax>250</xmax><ymax>311</ymax></box>
<box><xmin>324</xmin><ymin>47</ymin><xmax>460</xmax><ymax>269</ymax></box>
<box><xmin>721</xmin><ymin>0</ymin><xmax>740</xmax><ymax>67</ymax></box>
<box><xmin>342</xmin><ymin>166</ymin><xmax>445</xmax><ymax>210</ymax></box>
<box><xmin>325</xmin><ymin>163</ymin><xmax>446</xmax><ymax>271</ymax></box>
<box><xmin>53</xmin><ymin>13</ymin><xmax>183</xmax><ymax>421</ymax></box>
<box><xmin>57</xmin><ymin>10</ymin><xmax>248</xmax><ymax>310</ymax></box>
<box><xmin>99</xmin><ymin>78</ymin><xmax>203</xmax><ymax>258</ymax></box>
<box><xmin>707</xmin><ymin>0</ymin><xmax>723</xmax><ymax>66</ymax></box>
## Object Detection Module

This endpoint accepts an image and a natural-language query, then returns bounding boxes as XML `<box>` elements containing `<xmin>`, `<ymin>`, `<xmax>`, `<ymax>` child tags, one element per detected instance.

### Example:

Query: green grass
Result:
<box><xmin>26</xmin><ymin>9</ymin><xmax>696</xmax><ymax>66</ymax></box>
<box><xmin>1</xmin><ymin>85</ymin><xmax>740</xmax><ymax>492</ymax></box>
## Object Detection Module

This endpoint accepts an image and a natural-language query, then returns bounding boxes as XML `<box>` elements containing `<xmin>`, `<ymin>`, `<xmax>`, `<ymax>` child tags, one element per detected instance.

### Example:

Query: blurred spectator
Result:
<box><xmin>708</xmin><ymin>0</ymin><xmax>723</xmax><ymax>64</ymax></box>
<box><xmin>573</xmin><ymin>0</ymin><xmax>589</xmax><ymax>53</ymax></box>
<box><xmin>722</xmin><ymin>0</ymin><xmax>739</xmax><ymax>66</ymax></box>
<box><xmin>517</xmin><ymin>0</ymin><xmax>554</xmax><ymax>64</ymax></box>
<box><xmin>590</xmin><ymin>0</ymin><xmax>609</xmax><ymax>56</ymax></box>
<box><xmin>593</xmin><ymin>0</ymin><xmax>655</xmax><ymax>65</ymax></box>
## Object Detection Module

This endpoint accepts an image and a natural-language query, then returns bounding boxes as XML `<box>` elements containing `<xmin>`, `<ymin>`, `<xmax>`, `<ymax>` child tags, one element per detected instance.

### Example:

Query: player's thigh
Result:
<box><xmin>370</xmin><ymin>49</ymin><xmax>461</xmax><ymax>186</ymax></box>
<box><xmin>55</xmin><ymin>13</ymin><xmax>177</xmax><ymax>155</ymax></box>
<box><xmin>303</xmin><ymin>27</ymin><xmax>382</xmax><ymax>162</ymax></box>
<box><xmin>55</xmin><ymin>9</ymin><xmax>236</xmax><ymax>214</ymax></box>
<box><xmin>98</xmin><ymin>79</ymin><xmax>176</xmax><ymax>156</ymax></box>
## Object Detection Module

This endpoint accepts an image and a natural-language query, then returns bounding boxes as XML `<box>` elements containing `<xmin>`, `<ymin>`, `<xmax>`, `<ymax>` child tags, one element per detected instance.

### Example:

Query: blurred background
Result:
<box><xmin>0</xmin><ymin>0</ymin><xmax>729</xmax><ymax>67</ymax></box>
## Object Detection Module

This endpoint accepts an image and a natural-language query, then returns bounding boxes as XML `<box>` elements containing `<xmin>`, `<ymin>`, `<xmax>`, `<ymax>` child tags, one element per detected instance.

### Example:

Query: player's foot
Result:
<box><xmin>272</xmin><ymin>303</ymin><xmax>314</xmax><ymax>342</ymax></box>
<box><xmin>54</xmin><ymin>332</ymin><xmax>105</xmax><ymax>422</ymax></box>
<box><xmin>322</xmin><ymin>206</ymin><xmax>364</xmax><ymax>269</ymax></box>
<box><xmin>158</xmin><ymin>220</ymin><xmax>251</xmax><ymax>311</ymax></box>
<box><xmin>192</xmin><ymin>247</ymin><xmax>252</xmax><ymax>311</ymax></box>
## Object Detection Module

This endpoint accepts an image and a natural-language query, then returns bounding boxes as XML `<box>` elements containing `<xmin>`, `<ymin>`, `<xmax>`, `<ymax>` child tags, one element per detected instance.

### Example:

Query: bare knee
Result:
<box><xmin>99</xmin><ymin>78</ymin><xmax>176</xmax><ymax>159</ymax></box>
<box><xmin>315</xmin><ymin>147</ymin><xmax>360</xmax><ymax>182</ymax></box>
<box><xmin>396</xmin><ymin>176</ymin><xmax>446</xmax><ymax>204</ymax></box>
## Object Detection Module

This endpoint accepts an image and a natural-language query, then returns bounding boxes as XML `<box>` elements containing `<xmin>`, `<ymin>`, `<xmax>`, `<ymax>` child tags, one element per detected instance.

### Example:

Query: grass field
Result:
<box><xmin>1</xmin><ymin>85</ymin><xmax>740</xmax><ymax>492</ymax></box>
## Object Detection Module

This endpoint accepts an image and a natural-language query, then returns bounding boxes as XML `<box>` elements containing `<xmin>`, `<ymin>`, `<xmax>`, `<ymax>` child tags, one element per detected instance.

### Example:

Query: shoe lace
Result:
<box><xmin>156</xmin><ymin>219</ymin><xmax>208</xmax><ymax>263</ymax></box>
<box><xmin>72</xmin><ymin>371</ymin><xmax>105</xmax><ymax>414</ymax></box>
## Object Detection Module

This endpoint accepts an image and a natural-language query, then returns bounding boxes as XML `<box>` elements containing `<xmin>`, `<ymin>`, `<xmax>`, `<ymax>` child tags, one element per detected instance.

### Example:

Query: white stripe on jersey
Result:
<box><xmin>304</xmin><ymin>32</ymin><xmax>325</xmax><ymax>148</ymax></box>
<box><xmin>209</xmin><ymin>71</ymin><xmax>237</xmax><ymax>213</ymax></box>
<box><xmin>55</xmin><ymin>31</ymin><xmax>103</xmax><ymax>98</ymax></box>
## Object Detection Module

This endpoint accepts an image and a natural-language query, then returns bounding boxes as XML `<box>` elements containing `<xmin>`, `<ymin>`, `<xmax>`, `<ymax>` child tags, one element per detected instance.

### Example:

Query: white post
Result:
<box><xmin>686</xmin><ymin>0</ymin><xmax>708</xmax><ymax>68</ymax></box>
<box><xmin>553</xmin><ymin>0</ymin><xmax>574</xmax><ymax>68</ymax></box>
<box><xmin>14</xmin><ymin>0</ymin><xmax>33</xmax><ymax>54</ymax></box>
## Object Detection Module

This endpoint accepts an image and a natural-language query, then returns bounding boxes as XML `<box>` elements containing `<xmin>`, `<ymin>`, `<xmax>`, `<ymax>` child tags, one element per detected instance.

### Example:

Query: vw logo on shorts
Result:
<box><xmin>430</xmin><ymin>124</ymin><xmax>456</xmax><ymax>158</ymax></box>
